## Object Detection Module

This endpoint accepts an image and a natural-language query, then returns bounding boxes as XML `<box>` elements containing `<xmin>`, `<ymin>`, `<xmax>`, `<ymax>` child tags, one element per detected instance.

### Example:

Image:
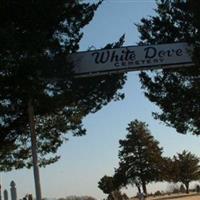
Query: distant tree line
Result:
<box><xmin>57</xmin><ymin>196</ymin><xmax>96</xmax><ymax>200</ymax></box>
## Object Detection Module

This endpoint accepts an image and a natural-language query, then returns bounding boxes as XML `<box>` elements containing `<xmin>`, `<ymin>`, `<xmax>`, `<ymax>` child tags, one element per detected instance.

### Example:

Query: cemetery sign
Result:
<box><xmin>69</xmin><ymin>43</ymin><xmax>193</xmax><ymax>77</ymax></box>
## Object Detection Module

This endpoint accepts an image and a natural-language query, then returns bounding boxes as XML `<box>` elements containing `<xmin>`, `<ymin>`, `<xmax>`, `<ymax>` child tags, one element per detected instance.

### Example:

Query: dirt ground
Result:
<box><xmin>163</xmin><ymin>196</ymin><xmax>200</xmax><ymax>200</ymax></box>
<box><xmin>147</xmin><ymin>193</ymin><xmax>200</xmax><ymax>200</ymax></box>
<box><xmin>131</xmin><ymin>193</ymin><xmax>200</xmax><ymax>200</ymax></box>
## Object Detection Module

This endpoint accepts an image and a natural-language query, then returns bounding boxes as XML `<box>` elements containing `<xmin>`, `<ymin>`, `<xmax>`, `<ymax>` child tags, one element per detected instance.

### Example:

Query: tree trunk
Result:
<box><xmin>137</xmin><ymin>185</ymin><xmax>141</xmax><ymax>193</ymax></box>
<box><xmin>141</xmin><ymin>180</ymin><xmax>147</xmax><ymax>195</ymax></box>
<box><xmin>135</xmin><ymin>182</ymin><xmax>141</xmax><ymax>193</ymax></box>
<box><xmin>28</xmin><ymin>100</ymin><xmax>42</xmax><ymax>200</ymax></box>
<box><xmin>184</xmin><ymin>182</ymin><xmax>189</xmax><ymax>194</ymax></box>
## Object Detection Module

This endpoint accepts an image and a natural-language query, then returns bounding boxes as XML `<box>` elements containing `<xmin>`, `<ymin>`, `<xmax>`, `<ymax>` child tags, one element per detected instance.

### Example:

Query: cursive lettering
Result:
<box><xmin>144</xmin><ymin>46</ymin><xmax>183</xmax><ymax>59</ymax></box>
<box><xmin>92</xmin><ymin>49</ymin><xmax>135</xmax><ymax>64</ymax></box>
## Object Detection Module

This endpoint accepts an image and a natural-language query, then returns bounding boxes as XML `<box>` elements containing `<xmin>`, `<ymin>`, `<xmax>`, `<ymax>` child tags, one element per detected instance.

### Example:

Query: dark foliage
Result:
<box><xmin>0</xmin><ymin>1</ymin><xmax>127</xmax><ymax>170</ymax></box>
<box><xmin>98</xmin><ymin>175</ymin><xmax>118</xmax><ymax>194</ymax></box>
<box><xmin>137</xmin><ymin>0</ymin><xmax>200</xmax><ymax>135</ymax></box>
<box><xmin>173</xmin><ymin>150</ymin><xmax>200</xmax><ymax>193</ymax></box>
<box><xmin>161</xmin><ymin>151</ymin><xmax>200</xmax><ymax>194</ymax></box>
<box><xmin>118</xmin><ymin>119</ymin><xmax>163</xmax><ymax>194</ymax></box>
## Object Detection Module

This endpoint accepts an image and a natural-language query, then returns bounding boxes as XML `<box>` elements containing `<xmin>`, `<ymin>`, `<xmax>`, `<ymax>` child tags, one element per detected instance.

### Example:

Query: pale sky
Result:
<box><xmin>1</xmin><ymin>1</ymin><xmax>200</xmax><ymax>199</ymax></box>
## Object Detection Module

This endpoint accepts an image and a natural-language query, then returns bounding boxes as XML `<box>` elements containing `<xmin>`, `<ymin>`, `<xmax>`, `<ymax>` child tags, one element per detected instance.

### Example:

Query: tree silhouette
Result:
<box><xmin>173</xmin><ymin>150</ymin><xmax>200</xmax><ymax>193</ymax></box>
<box><xmin>0</xmin><ymin>1</ymin><xmax>127</xmax><ymax>170</ymax></box>
<box><xmin>137</xmin><ymin>0</ymin><xmax>200</xmax><ymax>135</ymax></box>
<box><xmin>118</xmin><ymin>120</ymin><xmax>163</xmax><ymax>194</ymax></box>
<box><xmin>98</xmin><ymin>175</ymin><xmax>117</xmax><ymax>195</ymax></box>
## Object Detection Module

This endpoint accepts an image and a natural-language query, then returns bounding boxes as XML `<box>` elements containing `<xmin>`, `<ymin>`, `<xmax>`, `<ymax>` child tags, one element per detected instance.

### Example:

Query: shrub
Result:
<box><xmin>172</xmin><ymin>188</ymin><xmax>179</xmax><ymax>194</ymax></box>
<box><xmin>154</xmin><ymin>191</ymin><xmax>162</xmax><ymax>196</ymax></box>
<box><xmin>196</xmin><ymin>185</ymin><xmax>200</xmax><ymax>193</ymax></box>
<box><xmin>180</xmin><ymin>184</ymin><xmax>186</xmax><ymax>193</ymax></box>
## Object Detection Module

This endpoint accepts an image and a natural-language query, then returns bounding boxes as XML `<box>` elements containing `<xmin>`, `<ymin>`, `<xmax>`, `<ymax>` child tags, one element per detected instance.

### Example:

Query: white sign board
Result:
<box><xmin>69</xmin><ymin>43</ymin><xmax>193</xmax><ymax>77</ymax></box>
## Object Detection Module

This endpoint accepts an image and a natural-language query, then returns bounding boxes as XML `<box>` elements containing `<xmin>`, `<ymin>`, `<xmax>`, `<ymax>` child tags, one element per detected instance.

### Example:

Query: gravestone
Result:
<box><xmin>10</xmin><ymin>181</ymin><xmax>17</xmax><ymax>200</ymax></box>
<box><xmin>0</xmin><ymin>184</ymin><xmax>2</xmax><ymax>200</ymax></box>
<box><xmin>4</xmin><ymin>190</ymin><xmax>8</xmax><ymax>200</ymax></box>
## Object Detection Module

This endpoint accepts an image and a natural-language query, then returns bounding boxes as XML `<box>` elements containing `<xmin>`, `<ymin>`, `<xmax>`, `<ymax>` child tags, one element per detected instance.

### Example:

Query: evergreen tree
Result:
<box><xmin>0</xmin><ymin>1</ymin><xmax>127</xmax><ymax>171</ymax></box>
<box><xmin>173</xmin><ymin>150</ymin><xmax>200</xmax><ymax>193</ymax></box>
<box><xmin>118</xmin><ymin>120</ymin><xmax>163</xmax><ymax>194</ymax></box>
<box><xmin>137</xmin><ymin>0</ymin><xmax>200</xmax><ymax>135</ymax></box>
<box><xmin>159</xmin><ymin>157</ymin><xmax>179</xmax><ymax>183</ymax></box>
<box><xmin>159</xmin><ymin>151</ymin><xmax>200</xmax><ymax>194</ymax></box>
